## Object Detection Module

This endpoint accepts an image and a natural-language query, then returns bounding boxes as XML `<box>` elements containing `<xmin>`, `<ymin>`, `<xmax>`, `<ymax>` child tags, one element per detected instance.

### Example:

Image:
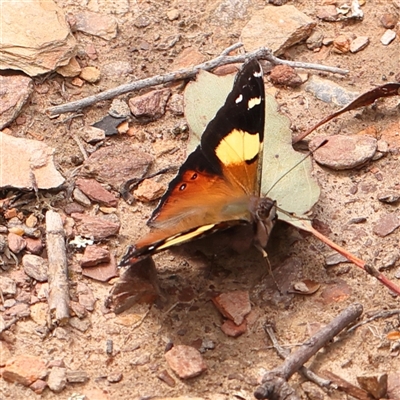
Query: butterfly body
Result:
<box><xmin>120</xmin><ymin>59</ymin><xmax>277</xmax><ymax>266</ymax></box>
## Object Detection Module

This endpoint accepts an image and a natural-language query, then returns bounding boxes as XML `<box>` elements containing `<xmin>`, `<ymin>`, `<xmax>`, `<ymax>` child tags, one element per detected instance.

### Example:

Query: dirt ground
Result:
<box><xmin>1</xmin><ymin>0</ymin><xmax>400</xmax><ymax>399</ymax></box>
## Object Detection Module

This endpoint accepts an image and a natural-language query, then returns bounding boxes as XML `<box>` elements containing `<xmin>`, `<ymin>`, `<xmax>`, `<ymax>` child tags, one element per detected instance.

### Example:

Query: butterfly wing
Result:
<box><xmin>120</xmin><ymin>59</ymin><xmax>265</xmax><ymax>264</ymax></box>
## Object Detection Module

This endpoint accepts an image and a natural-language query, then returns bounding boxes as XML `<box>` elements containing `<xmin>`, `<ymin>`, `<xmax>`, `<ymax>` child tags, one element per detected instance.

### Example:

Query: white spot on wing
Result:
<box><xmin>235</xmin><ymin>94</ymin><xmax>243</xmax><ymax>104</ymax></box>
<box><xmin>253</xmin><ymin>70</ymin><xmax>262</xmax><ymax>78</ymax></box>
<box><xmin>248</xmin><ymin>96</ymin><xmax>261</xmax><ymax>109</ymax></box>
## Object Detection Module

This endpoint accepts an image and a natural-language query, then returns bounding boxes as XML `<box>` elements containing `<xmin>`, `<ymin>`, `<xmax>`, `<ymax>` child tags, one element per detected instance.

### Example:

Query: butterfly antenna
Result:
<box><xmin>265</xmin><ymin>139</ymin><xmax>328</xmax><ymax>197</ymax></box>
<box><xmin>255</xmin><ymin>244</ymin><xmax>282</xmax><ymax>294</ymax></box>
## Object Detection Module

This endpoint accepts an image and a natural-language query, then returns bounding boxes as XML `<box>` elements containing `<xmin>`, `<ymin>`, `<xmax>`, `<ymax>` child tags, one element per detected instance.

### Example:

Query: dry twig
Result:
<box><xmin>46</xmin><ymin>44</ymin><xmax>349</xmax><ymax>116</ymax></box>
<box><xmin>254</xmin><ymin>303</ymin><xmax>363</xmax><ymax>400</ymax></box>
<box><xmin>46</xmin><ymin>210</ymin><xmax>70</xmax><ymax>327</ymax></box>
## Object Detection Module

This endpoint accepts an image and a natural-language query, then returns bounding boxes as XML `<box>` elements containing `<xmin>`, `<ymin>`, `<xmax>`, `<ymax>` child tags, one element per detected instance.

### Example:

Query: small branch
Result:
<box><xmin>347</xmin><ymin>309</ymin><xmax>400</xmax><ymax>333</ymax></box>
<box><xmin>264</xmin><ymin>324</ymin><xmax>332</xmax><ymax>389</ymax></box>
<box><xmin>46</xmin><ymin>210</ymin><xmax>70</xmax><ymax>327</ymax></box>
<box><xmin>46</xmin><ymin>45</ymin><xmax>349</xmax><ymax>116</ymax></box>
<box><xmin>254</xmin><ymin>303</ymin><xmax>363</xmax><ymax>400</ymax></box>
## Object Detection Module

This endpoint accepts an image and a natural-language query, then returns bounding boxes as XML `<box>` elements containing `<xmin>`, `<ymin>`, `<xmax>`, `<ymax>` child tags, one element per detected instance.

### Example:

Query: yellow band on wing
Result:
<box><xmin>215</xmin><ymin>129</ymin><xmax>260</xmax><ymax>165</ymax></box>
<box><xmin>156</xmin><ymin>223</ymin><xmax>216</xmax><ymax>250</ymax></box>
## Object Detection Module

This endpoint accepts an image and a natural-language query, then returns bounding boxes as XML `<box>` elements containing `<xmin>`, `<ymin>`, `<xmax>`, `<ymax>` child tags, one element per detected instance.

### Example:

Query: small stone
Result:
<box><xmin>70</xmin><ymin>301</ymin><xmax>88</xmax><ymax>319</ymax></box>
<box><xmin>357</xmin><ymin>374</ymin><xmax>388</xmax><ymax>399</ymax></box>
<box><xmin>381</xmin><ymin>29</ymin><xmax>396</xmax><ymax>46</ymax></box>
<box><xmin>66</xmin><ymin>369</ymin><xmax>89</xmax><ymax>383</ymax></box>
<box><xmin>64</xmin><ymin>202</ymin><xmax>85</xmax><ymax>215</ymax></box>
<box><xmin>168</xmin><ymin>93</ymin><xmax>184</xmax><ymax>115</ymax></box>
<box><xmin>25</xmin><ymin>214</ymin><xmax>38</xmax><ymax>228</ymax></box>
<box><xmin>76</xmin><ymin>282</ymin><xmax>97</xmax><ymax>311</ymax></box>
<box><xmin>350</xmin><ymin>36</ymin><xmax>369</xmax><ymax>53</ymax></box>
<box><xmin>165</xmin><ymin>345</ymin><xmax>207</xmax><ymax>379</ymax></box>
<box><xmin>30</xmin><ymin>302</ymin><xmax>48</xmax><ymax>325</ymax></box>
<box><xmin>107</xmin><ymin>372</ymin><xmax>123</xmax><ymax>383</ymax></box>
<box><xmin>6</xmin><ymin>302</ymin><xmax>30</xmax><ymax>318</ymax></box>
<box><xmin>333</xmin><ymin>34</ymin><xmax>351</xmax><ymax>53</ymax></box>
<box><xmin>22</xmin><ymin>254</ymin><xmax>48</xmax><ymax>282</ymax></box>
<box><xmin>82</xmin><ymin>126</ymin><xmax>105</xmax><ymax>144</ymax></box>
<box><xmin>80</xmin><ymin>143</ymin><xmax>154</xmax><ymax>188</ymax></box>
<box><xmin>71</xmin><ymin>213</ymin><xmax>121</xmax><ymax>240</ymax></box>
<box><xmin>325</xmin><ymin>253</ymin><xmax>349</xmax><ymax>266</ymax></box>
<box><xmin>129</xmin><ymin>88</ymin><xmax>171</xmax><ymax>121</ymax></box>
<box><xmin>134</xmin><ymin>179</ymin><xmax>166</xmax><ymax>202</ymax></box>
<box><xmin>380</xmin><ymin>13</ymin><xmax>398</xmax><ymax>29</ymax></box>
<box><xmin>133</xmin><ymin>15</ymin><xmax>151</xmax><ymax>28</ymax></box>
<box><xmin>0</xmin><ymin>132</ymin><xmax>65</xmax><ymax>189</ymax></box>
<box><xmin>73</xmin><ymin>188</ymin><xmax>92</xmax><ymax>207</ymax></box>
<box><xmin>80</xmin><ymin>66</ymin><xmax>101</xmax><ymax>83</ymax></box>
<box><xmin>269</xmin><ymin>65</ymin><xmax>302</xmax><ymax>87</ymax></box>
<box><xmin>0</xmin><ymin>341</ymin><xmax>12</xmax><ymax>366</ymax></box>
<box><xmin>69</xmin><ymin>316</ymin><xmax>91</xmax><ymax>332</ymax></box>
<box><xmin>29</xmin><ymin>379</ymin><xmax>47</xmax><ymax>394</ymax></box>
<box><xmin>56</xmin><ymin>57</ymin><xmax>82</xmax><ymax>77</ymax></box>
<box><xmin>102</xmin><ymin>61</ymin><xmax>133</xmax><ymax>79</ymax></box>
<box><xmin>82</xmin><ymin>253</ymin><xmax>118</xmax><ymax>282</ymax></box>
<box><xmin>80</xmin><ymin>245</ymin><xmax>111</xmax><ymax>267</ymax></box>
<box><xmin>212</xmin><ymin>291</ymin><xmax>251</xmax><ymax>325</ymax></box>
<box><xmin>73</xmin><ymin>10</ymin><xmax>118</xmax><ymax>40</ymax></box>
<box><xmin>378</xmin><ymin>191</ymin><xmax>400</xmax><ymax>204</ymax></box>
<box><xmin>109</xmin><ymin>99</ymin><xmax>131</xmax><ymax>118</ymax></box>
<box><xmin>0</xmin><ymin>276</ymin><xmax>17</xmax><ymax>296</ymax></box>
<box><xmin>71</xmin><ymin>77</ymin><xmax>84</xmax><ymax>87</ymax></box>
<box><xmin>306</xmin><ymin>30</ymin><xmax>324</xmax><ymax>50</ymax></box>
<box><xmin>310</xmin><ymin>135</ymin><xmax>377</xmax><ymax>170</ymax></box>
<box><xmin>221</xmin><ymin>319</ymin><xmax>247</xmax><ymax>337</ymax></box>
<box><xmin>316</xmin><ymin>5</ymin><xmax>338</xmax><ymax>21</ymax></box>
<box><xmin>76</xmin><ymin>178</ymin><xmax>118</xmax><ymax>207</ymax></box>
<box><xmin>157</xmin><ymin>369</ymin><xmax>176</xmax><ymax>387</ymax></box>
<box><xmin>172</xmin><ymin>47</ymin><xmax>206</xmax><ymax>70</ymax></box>
<box><xmin>167</xmin><ymin>9</ymin><xmax>180</xmax><ymax>21</ymax></box>
<box><xmin>7</xmin><ymin>232</ymin><xmax>27</xmax><ymax>254</ymax></box>
<box><xmin>47</xmin><ymin>367</ymin><xmax>67</xmax><ymax>393</ymax></box>
<box><xmin>2</xmin><ymin>355</ymin><xmax>47</xmax><ymax>386</ymax></box>
<box><xmin>47</xmin><ymin>360</ymin><xmax>66</xmax><ymax>368</ymax></box>
<box><xmin>4</xmin><ymin>298</ymin><xmax>16</xmax><ymax>308</ymax></box>
<box><xmin>241</xmin><ymin>5</ymin><xmax>316</xmax><ymax>55</ymax></box>
<box><xmin>373</xmin><ymin>214</ymin><xmax>400</xmax><ymax>237</ymax></box>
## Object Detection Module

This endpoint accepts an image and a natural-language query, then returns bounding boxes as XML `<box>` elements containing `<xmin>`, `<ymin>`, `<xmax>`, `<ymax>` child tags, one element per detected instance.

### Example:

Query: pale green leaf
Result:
<box><xmin>184</xmin><ymin>69</ymin><xmax>320</xmax><ymax>224</ymax></box>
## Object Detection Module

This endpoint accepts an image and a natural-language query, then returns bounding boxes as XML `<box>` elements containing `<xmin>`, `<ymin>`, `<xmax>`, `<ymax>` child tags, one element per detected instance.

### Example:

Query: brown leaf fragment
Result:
<box><xmin>290</xmin><ymin>280</ymin><xmax>320</xmax><ymax>295</ymax></box>
<box><xmin>357</xmin><ymin>374</ymin><xmax>388</xmax><ymax>399</ymax></box>
<box><xmin>321</xmin><ymin>370</ymin><xmax>371</xmax><ymax>400</ymax></box>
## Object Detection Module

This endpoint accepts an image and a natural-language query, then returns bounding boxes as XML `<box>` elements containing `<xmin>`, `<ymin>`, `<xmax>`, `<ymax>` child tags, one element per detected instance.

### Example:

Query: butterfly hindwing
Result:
<box><xmin>120</xmin><ymin>59</ymin><xmax>265</xmax><ymax>265</ymax></box>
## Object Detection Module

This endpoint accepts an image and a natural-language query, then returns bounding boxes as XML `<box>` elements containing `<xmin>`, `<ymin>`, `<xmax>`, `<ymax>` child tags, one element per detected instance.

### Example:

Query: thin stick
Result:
<box><xmin>264</xmin><ymin>324</ymin><xmax>332</xmax><ymax>388</ymax></box>
<box><xmin>347</xmin><ymin>309</ymin><xmax>400</xmax><ymax>333</ymax></box>
<box><xmin>46</xmin><ymin>45</ymin><xmax>349</xmax><ymax>116</ymax></box>
<box><xmin>254</xmin><ymin>303</ymin><xmax>363</xmax><ymax>400</ymax></box>
<box><xmin>46</xmin><ymin>210</ymin><xmax>70</xmax><ymax>327</ymax></box>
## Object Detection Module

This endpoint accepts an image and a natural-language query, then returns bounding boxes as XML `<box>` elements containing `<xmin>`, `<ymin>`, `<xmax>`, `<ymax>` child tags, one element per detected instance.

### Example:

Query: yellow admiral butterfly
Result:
<box><xmin>120</xmin><ymin>59</ymin><xmax>277</xmax><ymax>266</ymax></box>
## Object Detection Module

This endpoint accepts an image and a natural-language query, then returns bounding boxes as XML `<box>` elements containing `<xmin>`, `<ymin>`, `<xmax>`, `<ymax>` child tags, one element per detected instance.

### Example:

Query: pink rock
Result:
<box><xmin>29</xmin><ymin>379</ymin><xmax>47</xmax><ymax>394</ymax></box>
<box><xmin>7</xmin><ymin>232</ymin><xmax>26</xmax><ymax>253</ymax></box>
<box><xmin>25</xmin><ymin>237</ymin><xmax>44</xmax><ymax>255</ymax></box>
<box><xmin>221</xmin><ymin>319</ymin><xmax>247</xmax><ymax>337</ymax></box>
<box><xmin>165</xmin><ymin>345</ymin><xmax>207</xmax><ymax>379</ymax></box>
<box><xmin>212</xmin><ymin>290</ymin><xmax>251</xmax><ymax>325</ymax></box>
<box><xmin>80</xmin><ymin>244</ymin><xmax>111</xmax><ymax>267</ymax></box>
<box><xmin>71</xmin><ymin>213</ymin><xmax>120</xmax><ymax>240</ymax></box>
<box><xmin>76</xmin><ymin>178</ymin><xmax>118</xmax><ymax>207</ymax></box>
<box><xmin>373</xmin><ymin>213</ymin><xmax>400</xmax><ymax>237</ymax></box>
<box><xmin>82</xmin><ymin>253</ymin><xmax>118</xmax><ymax>282</ymax></box>
<box><xmin>3</xmin><ymin>355</ymin><xmax>47</xmax><ymax>386</ymax></box>
<box><xmin>134</xmin><ymin>179</ymin><xmax>165</xmax><ymax>202</ymax></box>
<box><xmin>129</xmin><ymin>88</ymin><xmax>171</xmax><ymax>121</ymax></box>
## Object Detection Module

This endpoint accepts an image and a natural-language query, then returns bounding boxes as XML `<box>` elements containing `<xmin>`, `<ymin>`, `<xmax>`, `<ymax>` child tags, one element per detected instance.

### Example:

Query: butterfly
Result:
<box><xmin>119</xmin><ymin>59</ymin><xmax>277</xmax><ymax>267</ymax></box>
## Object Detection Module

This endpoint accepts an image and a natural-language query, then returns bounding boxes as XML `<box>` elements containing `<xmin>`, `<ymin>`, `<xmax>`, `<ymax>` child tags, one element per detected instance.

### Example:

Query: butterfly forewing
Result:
<box><xmin>120</xmin><ymin>60</ymin><xmax>265</xmax><ymax>264</ymax></box>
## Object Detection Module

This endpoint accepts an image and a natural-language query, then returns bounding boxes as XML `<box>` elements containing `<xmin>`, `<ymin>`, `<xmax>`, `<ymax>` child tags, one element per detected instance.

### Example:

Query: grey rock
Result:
<box><xmin>72</xmin><ymin>11</ymin><xmax>118</xmax><ymax>41</ymax></box>
<box><xmin>310</xmin><ymin>135</ymin><xmax>377</xmax><ymax>170</ymax></box>
<box><xmin>22</xmin><ymin>254</ymin><xmax>48</xmax><ymax>282</ymax></box>
<box><xmin>381</xmin><ymin>29</ymin><xmax>396</xmax><ymax>45</ymax></box>
<box><xmin>81</xmin><ymin>126</ymin><xmax>105</xmax><ymax>144</ymax></box>
<box><xmin>73</xmin><ymin>188</ymin><xmax>91</xmax><ymax>207</ymax></box>
<box><xmin>350</xmin><ymin>36</ymin><xmax>369</xmax><ymax>53</ymax></box>
<box><xmin>373</xmin><ymin>214</ymin><xmax>400</xmax><ymax>237</ymax></box>
<box><xmin>0</xmin><ymin>75</ymin><xmax>33</xmax><ymax>130</ymax></box>
<box><xmin>66</xmin><ymin>369</ymin><xmax>89</xmax><ymax>383</ymax></box>
<box><xmin>69</xmin><ymin>316</ymin><xmax>91</xmax><ymax>332</ymax></box>
<box><xmin>325</xmin><ymin>253</ymin><xmax>350</xmax><ymax>266</ymax></box>
<box><xmin>304</xmin><ymin>76</ymin><xmax>359</xmax><ymax>106</ymax></box>
<box><xmin>47</xmin><ymin>367</ymin><xmax>67</xmax><ymax>393</ymax></box>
